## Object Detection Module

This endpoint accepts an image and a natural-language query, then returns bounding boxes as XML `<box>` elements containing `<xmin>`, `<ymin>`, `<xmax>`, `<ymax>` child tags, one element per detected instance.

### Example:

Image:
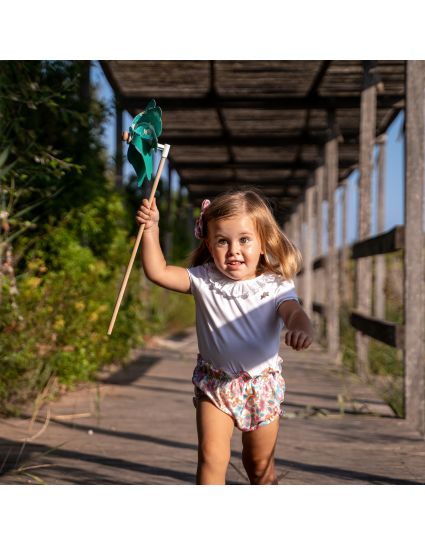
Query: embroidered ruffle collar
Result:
<box><xmin>204</xmin><ymin>262</ymin><xmax>284</xmax><ymax>300</ymax></box>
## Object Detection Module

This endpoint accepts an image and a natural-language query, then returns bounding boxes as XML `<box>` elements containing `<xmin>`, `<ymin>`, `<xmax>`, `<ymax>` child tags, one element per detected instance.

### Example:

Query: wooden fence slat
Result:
<box><xmin>355</xmin><ymin>63</ymin><xmax>377</xmax><ymax>378</ymax></box>
<box><xmin>404</xmin><ymin>60</ymin><xmax>425</xmax><ymax>435</ymax></box>
<box><xmin>304</xmin><ymin>181</ymin><xmax>314</xmax><ymax>317</ymax></box>
<box><xmin>350</xmin><ymin>311</ymin><xmax>404</xmax><ymax>348</ymax></box>
<box><xmin>325</xmin><ymin>116</ymin><xmax>340</xmax><ymax>363</ymax></box>
<box><xmin>351</xmin><ymin>226</ymin><xmax>405</xmax><ymax>258</ymax></box>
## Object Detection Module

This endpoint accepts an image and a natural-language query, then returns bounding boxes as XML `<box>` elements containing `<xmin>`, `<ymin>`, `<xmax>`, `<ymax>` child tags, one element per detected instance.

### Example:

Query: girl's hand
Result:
<box><xmin>136</xmin><ymin>198</ymin><xmax>160</xmax><ymax>230</ymax></box>
<box><xmin>285</xmin><ymin>329</ymin><xmax>313</xmax><ymax>351</ymax></box>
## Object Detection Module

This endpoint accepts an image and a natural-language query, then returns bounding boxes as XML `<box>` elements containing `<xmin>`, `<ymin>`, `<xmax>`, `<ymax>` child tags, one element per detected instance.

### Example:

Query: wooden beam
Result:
<box><xmin>351</xmin><ymin>226</ymin><xmax>405</xmax><ymax>258</ymax></box>
<box><xmin>325</xmin><ymin>113</ymin><xmax>341</xmax><ymax>363</ymax></box>
<box><xmin>304</xmin><ymin>180</ymin><xmax>314</xmax><ymax>318</ymax></box>
<box><xmin>164</xmin><ymin>162</ymin><xmax>173</xmax><ymax>260</ymax></box>
<box><xmin>182</xmin><ymin>180</ymin><xmax>308</xmax><ymax>192</ymax></box>
<box><xmin>313</xmin><ymin>256</ymin><xmax>327</xmax><ymax>270</ymax></box>
<box><xmin>374</xmin><ymin>134</ymin><xmax>387</xmax><ymax>319</ymax></box>
<box><xmin>404</xmin><ymin>60</ymin><xmax>425</xmax><ymax>434</ymax></box>
<box><xmin>350</xmin><ymin>311</ymin><xmax>404</xmax><ymax>348</ymax></box>
<box><xmin>312</xmin><ymin>302</ymin><xmax>326</xmax><ymax>316</ymax></box>
<box><xmin>340</xmin><ymin>179</ymin><xmax>350</xmax><ymax>304</ymax></box>
<box><xmin>175</xmin><ymin>159</ymin><xmax>355</xmax><ymax>170</ymax></box>
<box><xmin>120</xmin><ymin>94</ymin><xmax>405</xmax><ymax>111</ymax></box>
<box><xmin>161</xmin><ymin>134</ymin><xmax>361</xmax><ymax>147</ymax></box>
<box><xmin>314</xmin><ymin>165</ymin><xmax>324</xmax><ymax>257</ymax></box>
<box><xmin>355</xmin><ymin>62</ymin><xmax>377</xmax><ymax>378</ymax></box>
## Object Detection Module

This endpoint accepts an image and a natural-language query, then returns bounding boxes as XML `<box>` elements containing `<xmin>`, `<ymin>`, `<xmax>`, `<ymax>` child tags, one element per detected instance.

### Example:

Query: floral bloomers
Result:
<box><xmin>192</xmin><ymin>354</ymin><xmax>286</xmax><ymax>432</ymax></box>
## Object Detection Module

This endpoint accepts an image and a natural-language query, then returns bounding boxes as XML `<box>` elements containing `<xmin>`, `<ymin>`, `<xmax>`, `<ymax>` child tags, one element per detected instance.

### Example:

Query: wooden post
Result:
<box><xmin>304</xmin><ymin>179</ymin><xmax>314</xmax><ymax>318</ymax></box>
<box><xmin>315</xmin><ymin>165</ymin><xmax>324</xmax><ymax>257</ymax></box>
<box><xmin>374</xmin><ymin>134</ymin><xmax>387</xmax><ymax>319</ymax></box>
<box><xmin>314</xmin><ymin>165</ymin><xmax>325</xmax><ymax>337</ymax></box>
<box><xmin>115</xmin><ymin>105</ymin><xmax>123</xmax><ymax>189</ymax></box>
<box><xmin>298</xmin><ymin>202</ymin><xmax>305</xmax><ymax>302</ymax></box>
<box><xmin>325</xmin><ymin>112</ymin><xmax>341</xmax><ymax>363</ymax></box>
<box><xmin>404</xmin><ymin>60</ymin><xmax>425</xmax><ymax>434</ymax></box>
<box><xmin>340</xmin><ymin>178</ymin><xmax>350</xmax><ymax>304</ymax></box>
<box><xmin>355</xmin><ymin>62</ymin><xmax>377</xmax><ymax>379</ymax></box>
<box><xmin>292</xmin><ymin>207</ymin><xmax>302</xmax><ymax>298</ymax></box>
<box><xmin>164</xmin><ymin>162</ymin><xmax>173</xmax><ymax>259</ymax></box>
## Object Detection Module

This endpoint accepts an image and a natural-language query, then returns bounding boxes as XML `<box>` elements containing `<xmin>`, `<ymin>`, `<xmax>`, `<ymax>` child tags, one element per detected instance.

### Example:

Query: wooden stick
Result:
<box><xmin>107</xmin><ymin>144</ymin><xmax>170</xmax><ymax>335</ymax></box>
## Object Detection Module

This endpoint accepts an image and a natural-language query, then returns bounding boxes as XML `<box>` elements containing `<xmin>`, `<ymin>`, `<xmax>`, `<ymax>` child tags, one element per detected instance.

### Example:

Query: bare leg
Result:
<box><xmin>241</xmin><ymin>416</ymin><xmax>280</xmax><ymax>485</ymax></box>
<box><xmin>196</xmin><ymin>397</ymin><xmax>235</xmax><ymax>484</ymax></box>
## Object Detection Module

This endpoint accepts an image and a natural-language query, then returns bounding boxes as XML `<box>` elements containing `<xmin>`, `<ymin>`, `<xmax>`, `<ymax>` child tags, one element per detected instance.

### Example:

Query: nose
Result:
<box><xmin>227</xmin><ymin>240</ymin><xmax>241</xmax><ymax>255</ymax></box>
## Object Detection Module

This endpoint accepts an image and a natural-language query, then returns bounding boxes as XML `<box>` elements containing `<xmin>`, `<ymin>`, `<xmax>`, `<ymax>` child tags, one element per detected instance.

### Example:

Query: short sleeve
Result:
<box><xmin>275</xmin><ymin>278</ymin><xmax>299</xmax><ymax>310</ymax></box>
<box><xmin>186</xmin><ymin>264</ymin><xmax>209</xmax><ymax>295</ymax></box>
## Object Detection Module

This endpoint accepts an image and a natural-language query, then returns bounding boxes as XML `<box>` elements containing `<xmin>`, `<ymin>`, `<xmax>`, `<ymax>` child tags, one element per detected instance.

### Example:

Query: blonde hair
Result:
<box><xmin>189</xmin><ymin>187</ymin><xmax>302</xmax><ymax>280</ymax></box>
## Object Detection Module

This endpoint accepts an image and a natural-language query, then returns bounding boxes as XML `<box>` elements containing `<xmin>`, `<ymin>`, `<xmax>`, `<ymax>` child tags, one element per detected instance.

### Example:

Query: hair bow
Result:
<box><xmin>194</xmin><ymin>199</ymin><xmax>211</xmax><ymax>239</ymax></box>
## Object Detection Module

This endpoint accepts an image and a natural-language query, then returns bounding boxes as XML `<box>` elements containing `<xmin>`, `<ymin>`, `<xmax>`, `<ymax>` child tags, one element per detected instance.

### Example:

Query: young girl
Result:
<box><xmin>136</xmin><ymin>188</ymin><xmax>313</xmax><ymax>485</ymax></box>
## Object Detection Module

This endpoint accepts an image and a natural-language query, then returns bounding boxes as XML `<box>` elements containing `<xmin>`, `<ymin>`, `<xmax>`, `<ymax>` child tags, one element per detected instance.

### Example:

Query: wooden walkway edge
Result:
<box><xmin>0</xmin><ymin>327</ymin><xmax>424</xmax><ymax>484</ymax></box>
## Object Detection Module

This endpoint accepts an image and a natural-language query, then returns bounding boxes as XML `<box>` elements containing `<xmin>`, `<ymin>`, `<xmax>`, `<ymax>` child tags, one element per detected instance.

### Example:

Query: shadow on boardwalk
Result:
<box><xmin>0</xmin><ymin>327</ymin><xmax>424</xmax><ymax>485</ymax></box>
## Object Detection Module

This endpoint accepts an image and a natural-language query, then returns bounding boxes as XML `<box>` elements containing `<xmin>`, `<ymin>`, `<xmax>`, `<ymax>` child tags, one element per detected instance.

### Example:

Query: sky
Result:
<box><xmin>90</xmin><ymin>61</ymin><xmax>406</xmax><ymax>252</ymax></box>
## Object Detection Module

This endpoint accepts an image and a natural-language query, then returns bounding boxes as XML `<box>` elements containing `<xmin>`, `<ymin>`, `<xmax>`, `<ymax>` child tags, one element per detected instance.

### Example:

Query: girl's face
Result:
<box><xmin>206</xmin><ymin>214</ymin><xmax>264</xmax><ymax>281</ymax></box>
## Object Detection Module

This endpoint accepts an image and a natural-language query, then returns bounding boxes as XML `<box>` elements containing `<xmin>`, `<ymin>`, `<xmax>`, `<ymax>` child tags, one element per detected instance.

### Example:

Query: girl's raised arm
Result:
<box><xmin>136</xmin><ymin>198</ymin><xmax>191</xmax><ymax>294</ymax></box>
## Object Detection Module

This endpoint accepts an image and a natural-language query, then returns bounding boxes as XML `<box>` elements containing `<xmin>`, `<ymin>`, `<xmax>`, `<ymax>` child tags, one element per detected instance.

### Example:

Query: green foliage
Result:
<box><xmin>0</xmin><ymin>61</ymin><xmax>195</xmax><ymax>416</ymax></box>
<box><xmin>338</xmin><ymin>260</ymin><xmax>404</xmax><ymax>417</ymax></box>
<box><xmin>0</xmin><ymin>191</ymin><xmax>195</xmax><ymax>414</ymax></box>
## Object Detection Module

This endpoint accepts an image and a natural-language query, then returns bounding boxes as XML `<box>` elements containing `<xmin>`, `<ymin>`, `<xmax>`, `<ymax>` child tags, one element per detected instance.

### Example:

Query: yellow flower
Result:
<box><xmin>88</xmin><ymin>312</ymin><xmax>98</xmax><ymax>323</ymax></box>
<box><xmin>25</xmin><ymin>277</ymin><xmax>42</xmax><ymax>289</ymax></box>
<box><xmin>53</xmin><ymin>317</ymin><xmax>65</xmax><ymax>331</ymax></box>
<box><xmin>74</xmin><ymin>301</ymin><xmax>85</xmax><ymax>312</ymax></box>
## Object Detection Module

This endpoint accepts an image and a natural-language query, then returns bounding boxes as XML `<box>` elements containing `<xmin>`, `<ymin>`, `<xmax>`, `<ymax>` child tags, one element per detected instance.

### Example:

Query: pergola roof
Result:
<box><xmin>100</xmin><ymin>60</ymin><xmax>405</xmax><ymax>217</ymax></box>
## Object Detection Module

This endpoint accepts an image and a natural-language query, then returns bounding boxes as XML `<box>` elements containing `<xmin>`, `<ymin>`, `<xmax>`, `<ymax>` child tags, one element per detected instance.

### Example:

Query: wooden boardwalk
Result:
<box><xmin>0</xmin><ymin>327</ymin><xmax>424</xmax><ymax>485</ymax></box>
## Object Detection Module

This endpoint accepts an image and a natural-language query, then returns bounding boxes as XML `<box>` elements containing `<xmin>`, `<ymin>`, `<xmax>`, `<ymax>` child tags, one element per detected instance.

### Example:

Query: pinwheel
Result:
<box><xmin>107</xmin><ymin>100</ymin><xmax>170</xmax><ymax>335</ymax></box>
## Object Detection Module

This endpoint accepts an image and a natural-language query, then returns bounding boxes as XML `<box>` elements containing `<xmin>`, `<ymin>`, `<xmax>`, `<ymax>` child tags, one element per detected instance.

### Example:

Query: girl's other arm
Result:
<box><xmin>136</xmin><ymin>198</ymin><xmax>191</xmax><ymax>294</ymax></box>
<box><xmin>277</xmin><ymin>299</ymin><xmax>313</xmax><ymax>350</ymax></box>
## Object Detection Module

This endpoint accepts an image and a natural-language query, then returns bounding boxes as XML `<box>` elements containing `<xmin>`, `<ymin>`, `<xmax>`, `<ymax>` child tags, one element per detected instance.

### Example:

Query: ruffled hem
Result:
<box><xmin>204</xmin><ymin>262</ymin><xmax>285</xmax><ymax>300</ymax></box>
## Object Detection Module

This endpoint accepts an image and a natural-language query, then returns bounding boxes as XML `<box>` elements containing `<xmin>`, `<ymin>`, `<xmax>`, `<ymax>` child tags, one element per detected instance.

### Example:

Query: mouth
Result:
<box><xmin>226</xmin><ymin>260</ymin><xmax>245</xmax><ymax>268</ymax></box>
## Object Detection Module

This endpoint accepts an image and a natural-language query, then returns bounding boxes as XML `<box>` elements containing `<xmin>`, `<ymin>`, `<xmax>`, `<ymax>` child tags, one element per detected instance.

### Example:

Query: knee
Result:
<box><xmin>242</xmin><ymin>454</ymin><xmax>277</xmax><ymax>485</ymax></box>
<box><xmin>198</xmin><ymin>441</ymin><xmax>230</xmax><ymax>470</ymax></box>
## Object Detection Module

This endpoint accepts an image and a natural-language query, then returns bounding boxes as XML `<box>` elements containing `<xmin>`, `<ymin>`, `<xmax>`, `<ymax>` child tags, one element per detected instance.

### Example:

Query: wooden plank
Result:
<box><xmin>325</xmin><ymin>121</ymin><xmax>341</xmax><ymax>363</ymax></box>
<box><xmin>304</xmin><ymin>182</ymin><xmax>314</xmax><ymax>318</ymax></box>
<box><xmin>312</xmin><ymin>302</ymin><xmax>326</xmax><ymax>316</ymax></box>
<box><xmin>375</xmin><ymin>134</ymin><xmax>387</xmax><ymax>319</ymax></box>
<box><xmin>296</xmin><ymin>202</ymin><xmax>305</xmax><ymax>299</ymax></box>
<box><xmin>175</xmin><ymin>160</ymin><xmax>354</xmax><ymax>170</ymax></box>
<box><xmin>350</xmin><ymin>311</ymin><xmax>404</xmax><ymax>349</ymax></box>
<box><xmin>315</xmin><ymin>165</ymin><xmax>324</xmax><ymax>257</ymax></box>
<box><xmin>313</xmin><ymin>256</ymin><xmax>327</xmax><ymax>270</ymax></box>
<box><xmin>162</xmin><ymin>134</ymin><xmax>361</xmax><ymax>147</ymax></box>
<box><xmin>164</xmin><ymin>163</ymin><xmax>173</xmax><ymax>260</ymax></box>
<box><xmin>404</xmin><ymin>60</ymin><xmax>425</xmax><ymax>435</ymax></box>
<box><xmin>3</xmin><ymin>327</ymin><xmax>425</xmax><ymax>486</ymax></box>
<box><xmin>351</xmin><ymin>226</ymin><xmax>405</xmax><ymax>258</ymax></box>
<box><xmin>355</xmin><ymin>63</ymin><xmax>377</xmax><ymax>378</ymax></box>
<box><xmin>340</xmin><ymin>179</ymin><xmax>350</xmax><ymax>304</ymax></box>
<box><xmin>120</xmin><ymin>94</ymin><xmax>405</xmax><ymax>111</ymax></box>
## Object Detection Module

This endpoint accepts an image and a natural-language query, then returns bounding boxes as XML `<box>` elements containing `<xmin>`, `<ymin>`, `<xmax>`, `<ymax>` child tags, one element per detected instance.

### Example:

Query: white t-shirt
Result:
<box><xmin>186</xmin><ymin>262</ymin><xmax>299</xmax><ymax>377</ymax></box>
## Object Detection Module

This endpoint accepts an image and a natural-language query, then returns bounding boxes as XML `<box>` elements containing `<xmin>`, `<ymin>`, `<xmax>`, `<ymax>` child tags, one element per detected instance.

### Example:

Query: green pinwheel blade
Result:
<box><xmin>128</xmin><ymin>143</ymin><xmax>152</xmax><ymax>187</ymax></box>
<box><xmin>141</xmin><ymin>104</ymin><xmax>162</xmax><ymax>138</ymax></box>
<box><xmin>126</xmin><ymin>100</ymin><xmax>162</xmax><ymax>187</ymax></box>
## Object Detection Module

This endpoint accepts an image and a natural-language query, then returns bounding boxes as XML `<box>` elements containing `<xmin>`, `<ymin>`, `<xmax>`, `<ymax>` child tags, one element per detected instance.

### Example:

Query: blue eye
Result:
<box><xmin>217</xmin><ymin>239</ymin><xmax>228</xmax><ymax>246</ymax></box>
<box><xmin>240</xmin><ymin>237</ymin><xmax>250</xmax><ymax>243</ymax></box>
